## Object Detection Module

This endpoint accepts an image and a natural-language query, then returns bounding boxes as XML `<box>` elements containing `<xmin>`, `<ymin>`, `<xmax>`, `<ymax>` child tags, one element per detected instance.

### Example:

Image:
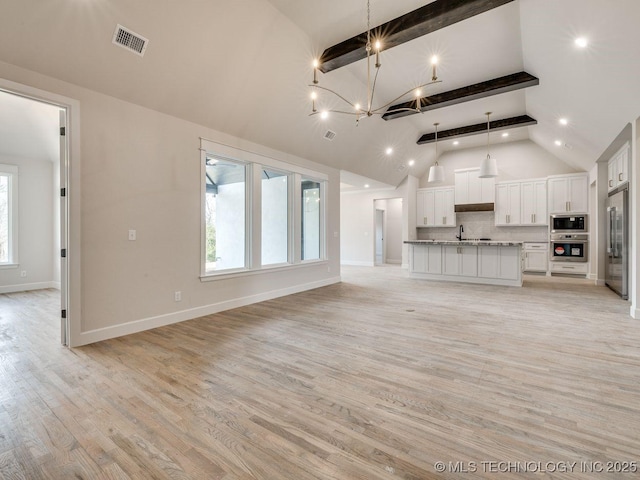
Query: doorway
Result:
<box><xmin>375</xmin><ymin>209</ymin><xmax>385</xmax><ymax>265</ymax></box>
<box><xmin>0</xmin><ymin>83</ymin><xmax>72</xmax><ymax>346</ymax></box>
<box><xmin>373</xmin><ymin>198</ymin><xmax>403</xmax><ymax>266</ymax></box>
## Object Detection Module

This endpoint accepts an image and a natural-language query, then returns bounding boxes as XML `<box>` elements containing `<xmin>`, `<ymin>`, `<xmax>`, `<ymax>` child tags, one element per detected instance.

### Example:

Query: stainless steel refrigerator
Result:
<box><xmin>606</xmin><ymin>188</ymin><xmax>628</xmax><ymax>299</ymax></box>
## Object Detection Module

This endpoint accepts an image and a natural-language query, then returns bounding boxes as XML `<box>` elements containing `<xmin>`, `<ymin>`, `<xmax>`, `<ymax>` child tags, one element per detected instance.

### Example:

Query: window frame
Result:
<box><xmin>300</xmin><ymin>176</ymin><xmax>326</xmax><ymax>263</ymax></box>
<box><xmin>0</xmin><ymin>164</ymin><xmax>19</xmax><ymax>268</ymax></box>
<box><xmin>200</xmin><ymin>139</ymin><xmax>328</xmax><ymax>281</ymax></box>
<box><xmin>260</xmin><ymin>166</ymin><xmax>293</xmax><ymax>268</ymax></box>
<box><xmin>201</xmin><ymin>154</ymin><xmax>252</xmax><ymax>276</ymax></box>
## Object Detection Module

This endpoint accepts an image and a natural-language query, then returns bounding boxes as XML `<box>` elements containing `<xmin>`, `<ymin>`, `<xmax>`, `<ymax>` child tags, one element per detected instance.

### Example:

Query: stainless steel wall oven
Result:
<box><xmin>550</xmin><ymin>233</ymin><xmax>588</xmax><ymax>262</ymax></box>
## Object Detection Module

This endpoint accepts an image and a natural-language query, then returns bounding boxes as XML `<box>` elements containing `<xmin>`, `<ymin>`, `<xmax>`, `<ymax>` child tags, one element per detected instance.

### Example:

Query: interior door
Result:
<box><xmin>59</xmin><ymin>109</ymin><xmax>69</xmax><ymax>346</ymax></box>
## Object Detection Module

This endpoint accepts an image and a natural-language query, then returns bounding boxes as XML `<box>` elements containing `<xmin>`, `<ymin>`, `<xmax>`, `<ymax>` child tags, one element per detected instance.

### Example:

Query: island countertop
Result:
<box><xmin>404</xmin><ymin>239</ymin><xmax>523</xmax><ymax>247</ymax></box>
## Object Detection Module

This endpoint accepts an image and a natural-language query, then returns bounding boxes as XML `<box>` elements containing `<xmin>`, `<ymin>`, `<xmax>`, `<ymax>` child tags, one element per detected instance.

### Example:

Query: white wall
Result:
<box><xmin>0</xmin><ymin>155</ymin><xmax>55</xmax><ymax>293</ymax></box>
<box><xmin>419</xmin><ymin>140</ymin><xmax>580</xmax><ymax>187</ymax></box>
<box><xmin>0</xmin><ymin>60</ymin><xmax>341</xmax><ymax>346</ymax></box>
<box><xmin>341</xmin><ymin>183</ymin><xmax>408</xmax><ymax>267</ymax></box>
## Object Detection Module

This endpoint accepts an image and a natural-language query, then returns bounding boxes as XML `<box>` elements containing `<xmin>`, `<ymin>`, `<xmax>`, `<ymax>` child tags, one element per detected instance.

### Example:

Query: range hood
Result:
<box><xmin>455</xmin><ymin>202</ymin><xmax>495</xmax><ymax>213</ymax></box>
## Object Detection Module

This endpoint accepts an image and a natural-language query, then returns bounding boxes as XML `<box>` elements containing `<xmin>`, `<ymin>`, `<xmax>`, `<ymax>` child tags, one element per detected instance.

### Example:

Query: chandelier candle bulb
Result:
<box><xmin>307</xmin><ymin>0</ymin><xmax>442</xmax><ymax>122</ymax></box>
<box><xmin>431</xmin><ymin>56</ymin><xmax>438</xmax><ymax>81</ymax></box>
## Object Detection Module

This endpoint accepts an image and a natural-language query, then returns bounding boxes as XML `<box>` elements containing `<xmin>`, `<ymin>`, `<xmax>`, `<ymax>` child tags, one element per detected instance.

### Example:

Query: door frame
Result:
<box><xmin>0</xmin><ymin>77</ymin><xmax>81</xmax><ymax>347</ymax></box>
<box><xmin>374</xmin><ymin>208</ymin><xmax>386</xmax><ymax>266</ymax></box>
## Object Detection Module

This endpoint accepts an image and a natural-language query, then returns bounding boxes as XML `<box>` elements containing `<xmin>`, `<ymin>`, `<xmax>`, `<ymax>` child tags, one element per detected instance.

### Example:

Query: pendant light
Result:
<box><xmin>427</xmin><ymin>122</ymin><xmax>445</xmax><ymax>183</ymax></box>
<box><xmin>479</xmin><ymin>111</ymin><xmax>498</xmax><ymax>178</ymax></box>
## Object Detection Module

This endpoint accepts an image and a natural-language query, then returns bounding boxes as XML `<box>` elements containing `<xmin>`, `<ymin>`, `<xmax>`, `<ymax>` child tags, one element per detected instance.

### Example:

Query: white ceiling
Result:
<box><xmin>1</xmin><ymin>0</ymin><xmax>639</xmax><ymax>186</ymax></box>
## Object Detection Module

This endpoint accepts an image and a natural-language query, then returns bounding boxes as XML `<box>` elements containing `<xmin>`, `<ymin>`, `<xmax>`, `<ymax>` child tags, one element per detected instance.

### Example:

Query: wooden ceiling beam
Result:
<box><xmin>318</xmin><ymin>0</ymin><xmax>515</xmax><ymax>74</ymax></box>
<box><xmin>383</xmin><ymin>72</ymin><xmax>539</xmax><ymax>121</ymax></box>
<box><xmin>416</xmin><ymin>115</ymin><xmax>537</xmax><ymax>144</ymax></box>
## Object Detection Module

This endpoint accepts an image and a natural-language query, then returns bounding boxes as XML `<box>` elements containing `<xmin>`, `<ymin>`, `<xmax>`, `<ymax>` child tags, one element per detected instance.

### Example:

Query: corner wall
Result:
<box><xmin>0</xmin><ymin>60</ymin><xmax>341</xmax><ymax>346</ymax></box>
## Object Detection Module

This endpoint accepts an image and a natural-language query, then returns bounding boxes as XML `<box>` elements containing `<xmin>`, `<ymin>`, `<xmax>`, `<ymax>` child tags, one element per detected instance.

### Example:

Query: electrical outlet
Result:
<box><xmin>20</xmin><ymin>270</ymin><xmax>27</xmax><ymax>278</ymax></box>
<box><xmin>174</xmin><ymin>291</ymin><xmax>181</xmax><ymax>302</ymax></box>
<box><xmin>128</xmin><ymin>229</ymin><xmax>136</xmax><ymax>241</ymax></box>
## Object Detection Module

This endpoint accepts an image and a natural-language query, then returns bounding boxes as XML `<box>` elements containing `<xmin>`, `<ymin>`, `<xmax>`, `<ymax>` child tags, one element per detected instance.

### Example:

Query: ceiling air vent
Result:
<box><xmin>323</xmin><ymin>130</ymin><xmax>337</xmax><ymax>141</ymax></box>
<box><xmin>112</xmin><ymin>24</ymin><xmax>149</xmax><ymax>57</ymax></box>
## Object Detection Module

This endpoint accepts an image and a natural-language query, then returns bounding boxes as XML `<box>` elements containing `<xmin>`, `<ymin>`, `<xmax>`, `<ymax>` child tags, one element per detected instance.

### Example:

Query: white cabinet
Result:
<box><xmin>410</xmin><ymin>244</ymin><xmax>442</xmax><ymax>274</ymax></box>
<box><xmin>495</xmin><ymin>183</ymin><xmax>521</xmax><ymax>226</ymax></box>
<box><xmin>416</xmin><ymin>187</ymin><xmax>455</xmax><ymax>227</ymax></box>
<box><xmin>521</xmin><ymin>180</ymin><xmax>547</xmax><ymax>225</ymax></box>
<box><xmin>547</xmin><ymin>174</ymin><xmax>588</xmax><ymax>213</ymax></box>
<box><xmin>478</xmin><ymin>246</ymin><xmax>520</xmax><ymax>280</ymax></box>
<box><xmin>455</xmin><ymin>168</ymin><xmax>495</xmax><ymax>205</ymax></box>
<box><xmin>408</xmin><ymin>243</ymin><xmax>523</xmax><ymax>286</ymax></box>
<box><xmin>443</xmin><ymin>245</ymin><xmax>477</xmax><ymax>277</ymax></box>
<box><xmin>608</xmin><ymin>142</ymin><xmax>630</xmax><ymax>192</ymax></box>
<box><xmin>495</xmin><ymin>179</ymin><xmax>546</xmax><ymax>226</ymax></box>
<box><xmin>523</xmin><ymin>242</ymin><xmax>548</xmax><ymax>273</ymax></box>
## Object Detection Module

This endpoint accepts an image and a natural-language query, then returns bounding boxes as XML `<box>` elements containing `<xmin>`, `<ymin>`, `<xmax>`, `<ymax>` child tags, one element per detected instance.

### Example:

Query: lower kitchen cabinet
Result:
<box><xmin>410</xmin><ymin>244</ymin><xmax>442</xmax><ymax>274</ymax></box>
<box><xmin>523</xmin><ymin>242</ymin><xmax>548</xmax><ymax>273</ymax></box>
<box><xmin>478</xmin><ymin>246</ymin><xmax>520</xmax><ymax>280</ymax></box>
<box><xmin>443</xmin><ymin>246</ymin><xmax>478</xmax><ymax>277</ymax></box>
<box><xmin>407</xmin><ymin>242</ymin><xmax>523</xmax><ymax>286</ymax></box>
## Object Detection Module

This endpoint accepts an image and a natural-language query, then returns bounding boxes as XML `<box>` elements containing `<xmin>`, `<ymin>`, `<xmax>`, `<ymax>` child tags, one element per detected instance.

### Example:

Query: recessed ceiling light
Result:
<box><xmin>364</xmin><ymin>184</ymin><xmax>370</xmax><ymax>188</ymax></box>
<box><xmin>554</xmin><ymin>140</ymin><xmax>563</xmax><ymax>146</ymax></box>
<box><xmin>502</xmin><ymin>132</ymin><xmax>509</xmax><ymax>138</ymax></box>
<box><xmin>559</xmin><ymin>118</ymin><xmax>569</xmax><ymax>126</ymax></box>
<box><xmin>320</xmin><ymin>110</ymin><xmax>329</xmax><ymax>120</ymax></box>
<box><xmin>575</xmin><ymin>37</ymin><xmax>588</xmax><ymax>48</ymax></box>
<box><xmin>385</xmin><ymin>147</ymin><xmax>393</xmax><ymax>155</ymax></box>
<box><xmin>453</xmin><ymin>140</ymin><xmax>459</xmax><ymax>146</ymax></box>
<box><xmin>408</xmin><ymin>159</ymin><xmax>415</xmax><ymax>166</ymax></box>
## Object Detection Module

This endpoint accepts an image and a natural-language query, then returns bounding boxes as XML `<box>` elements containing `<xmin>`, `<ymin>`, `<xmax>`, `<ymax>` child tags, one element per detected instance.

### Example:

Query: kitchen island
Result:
<box><xmin>405</xmin><ymin>240</ymin><xmax>523</xmax><ymax>287</ymax></box>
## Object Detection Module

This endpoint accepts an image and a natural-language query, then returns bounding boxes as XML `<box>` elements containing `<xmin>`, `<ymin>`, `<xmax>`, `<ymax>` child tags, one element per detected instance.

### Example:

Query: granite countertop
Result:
<box><xmin>405</xmin><ymin>239</ymin><xmax>524</xmax><ymax>246</ymax></box>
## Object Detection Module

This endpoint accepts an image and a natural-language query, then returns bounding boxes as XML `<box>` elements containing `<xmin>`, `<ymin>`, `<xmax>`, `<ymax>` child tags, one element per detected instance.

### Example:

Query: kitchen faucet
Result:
<box><xmin>456</xmin><ymin>224</ymin><xmax>464</xmax><ymax>241</ymax></box>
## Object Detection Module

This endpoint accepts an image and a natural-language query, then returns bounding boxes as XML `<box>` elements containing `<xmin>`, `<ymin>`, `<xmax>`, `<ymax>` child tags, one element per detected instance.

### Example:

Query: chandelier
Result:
<box><xmin>309</xmin><ymin>0</ymin><xmax>441</xmax><ymax>124</ymax></box>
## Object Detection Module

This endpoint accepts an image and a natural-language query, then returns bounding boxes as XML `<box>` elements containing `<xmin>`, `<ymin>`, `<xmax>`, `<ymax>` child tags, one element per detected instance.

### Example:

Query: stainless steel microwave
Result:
<box><xmin>550</xmin><ymin>214</ymin><xmax>588</xmax><ymax>234</ymax></box>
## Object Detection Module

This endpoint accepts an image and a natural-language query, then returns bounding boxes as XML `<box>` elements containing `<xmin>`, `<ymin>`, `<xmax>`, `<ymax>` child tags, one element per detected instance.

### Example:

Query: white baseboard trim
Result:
<box><xmin>401</xmin><ymin>263</ymin><xmax>409</xmax><ymax>269</ymax></box>
<box><xmin>340</xmin><ymin>261</ymin><xmax>375</xmax><ymax>267</ymax></box>
<box><xmin>74</xmin><ymin>276</ymin><xmax>342</xmax><ymax>346</ymax></box>
<box><xmin>0</xmin><ymin>281</ymin><xmax>58</xmax><ymax>294</ymax></box>
<box><xmin>386</xmin><ymin>259</ymin><xmax>401</xmax><ymax>265</ymax></box>
<box><xmin>631</xmin><ymin>305</ymin><xmax>640</xmax><ymax>319</ymax></box>
<box><xmin>594</xmin><ymin>279</ymin><xmax>605</xmax><ymax>286</ymax></box>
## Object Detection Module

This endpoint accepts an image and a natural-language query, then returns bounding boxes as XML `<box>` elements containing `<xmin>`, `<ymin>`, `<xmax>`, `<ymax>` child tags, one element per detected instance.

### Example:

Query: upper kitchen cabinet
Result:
<box><xmin>416</xmin><ymin>187</ymin><xmax>456</xmax><ymax>228</ymax></box>
<box><xmin>495</xmin><ymin>182</ymin><xmax>521</xmax><ymax>226</ymax></box>
<box><xmin>608</xmin><ymin>142</ymin><xmax>630</xmax><ymax>192</ymax></box>
<box><xmin>547</xmin><ymin>173</ymin><xmax>588</xmax><ymax>214</ymax></box>
<box><xmin>455</xmin><ymin>168</ymin><xmax>495</xmax><ymax>205</ymax></box>
<box><xmin>495</xmin><ymin>178</ymin><xmax>546</xmax><ymax>226</ymax></box>
<box><xmin>521</xmin><ymin>179</ymin><xmax>547</xmax><ymax>226</ymax></box>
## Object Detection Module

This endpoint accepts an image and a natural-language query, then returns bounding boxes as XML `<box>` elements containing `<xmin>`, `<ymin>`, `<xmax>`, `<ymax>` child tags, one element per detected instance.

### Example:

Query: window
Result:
<box><xmin>301</xmin><ymin>178</ymin><xmax>322</xmax><ymax>261</ymax></box>
<box><xmin>261</xmin><ymin>169</ymin><xmax>289</xmax><ymax>266</ymax></box>
<box><xmin>204</xmin><ymin>157</ymin><xmax>246</xmax><ymax>273</ymax></box>
<box><xmin>201</xmin><ymin>139</ymin><xmax>328</xmax><ymax>278</ymax></box>
<box><xmin>0</xmin><ymin>165</ymin><xmax>18</xmax><ymax>265</ymax></box>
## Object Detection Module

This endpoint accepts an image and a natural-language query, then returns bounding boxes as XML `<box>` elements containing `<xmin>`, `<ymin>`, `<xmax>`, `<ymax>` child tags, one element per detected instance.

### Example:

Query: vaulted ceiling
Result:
<box><xmin>1</xmin><ymin>0</ymin><xmax>639</xmax><ymax>187</ymax></box>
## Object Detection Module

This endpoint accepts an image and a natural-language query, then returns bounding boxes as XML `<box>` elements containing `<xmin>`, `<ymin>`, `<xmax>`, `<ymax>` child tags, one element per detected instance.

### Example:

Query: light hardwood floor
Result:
<box><xmin>1</xmin><ymin>268</ymin><xmax>639</xmax><ymax>479</ymax></box>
